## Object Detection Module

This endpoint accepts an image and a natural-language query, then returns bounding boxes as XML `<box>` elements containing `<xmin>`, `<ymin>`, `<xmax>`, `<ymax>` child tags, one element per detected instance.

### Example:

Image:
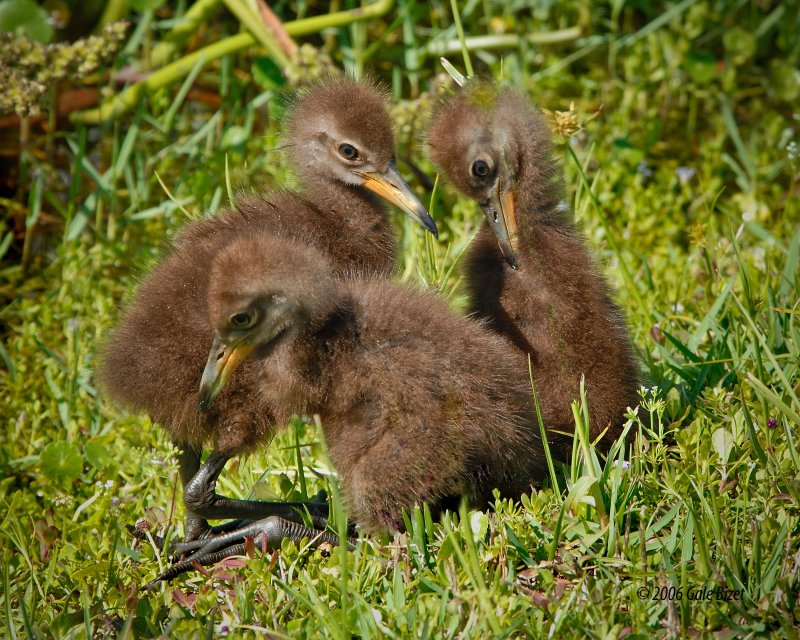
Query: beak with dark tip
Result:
<box><xmin>356</xmin><ymin>160</ymin><xmax>438</xmax><ymax>238</ymax></box>
<box><xmin>198</xmin><ymin>335</ymin><xmax>257</xmax><ymax>411</ymax></box>
<box><xmin>481</xmin><ymin>184</ymin><xmax>518</xmax><ymax>269</ymax></box>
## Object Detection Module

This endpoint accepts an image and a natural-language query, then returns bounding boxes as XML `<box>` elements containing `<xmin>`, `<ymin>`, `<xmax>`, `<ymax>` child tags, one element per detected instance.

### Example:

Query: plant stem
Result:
<box><xmin>426</xmin><ymin>27</ymin><xmax>582</xmax><ymax>56</ymax></box>
<box><xmin>95</xmin><ymin>0</ymin><xmax>130</xmax><ymax>31</ymax></box>
<box><xmin>449</xmin><ymin>0</ymin><xmax>473</xmax><ymax>77</ymax></box>
<box><xmin>73</xmin><ymin>34</ymin><xmax>251</xmax><ymax>124</ymax></box>
<box><xmin>285</xmin><ymin>0</ymin><xmax>393</xmax><ymax>35</ymax></box>
<box><xmin>72</xmin><ymin>0</ymin><xmax>396</xmax><ymax>124</ymax></box>
<box><xmin>222</xmin><ymin>0</ymin><xmax>290</xmax><ymax>67</ymax></box>
<box><xmin>150</xmin><ymin>0</ymin><xmax>223</xmax><ymax>67</ymax></box>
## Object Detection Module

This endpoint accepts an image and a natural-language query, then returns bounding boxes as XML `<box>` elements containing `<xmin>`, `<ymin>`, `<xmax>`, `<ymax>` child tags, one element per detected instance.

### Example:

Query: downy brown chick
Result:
<box><xmin>199</xmin><ymin>232</ymin><xmax>547</xmax><ymax>535</ymax></box>
<box><xmin>428</xmin><ymin>81</ymin><xmax>640</xmax><ymax>453</ymax></box>
<box><xmin>98</xmin><ymin>76</ymin><xmax>437</xmax><ymax>542</ymax></box>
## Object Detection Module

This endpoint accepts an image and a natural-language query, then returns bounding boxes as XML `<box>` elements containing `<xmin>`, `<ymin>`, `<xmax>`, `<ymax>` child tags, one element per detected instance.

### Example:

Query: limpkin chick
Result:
<box><xmin>428</xmin><ymin>81</ymin><xmax>640</xmax><ymax>453</ymax></box>
<box><xmin>98</xmin><ymin>76</ymin><xmax>437</xmax><ymax>545</ymax></box>
<box><xmin>199</xmin><ymin>232</ymin><xmax>547</xmax><ymax>538</ymax></box>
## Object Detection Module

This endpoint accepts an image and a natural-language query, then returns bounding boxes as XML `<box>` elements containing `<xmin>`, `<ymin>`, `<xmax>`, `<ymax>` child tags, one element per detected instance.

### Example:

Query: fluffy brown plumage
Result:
<box><xmin>428</xmin><ymin>81</ymin><xmax>640</xmax><ymax>452</ymax></box>
<box><xmin>199</xmin><ymin>232</ymin><xmax>547</xmax><ymax>533</ymax></box>
<box><xmin>98</xmin><ymin>76</ymin><xmax>435</xmax><ymax>540</ymax></box>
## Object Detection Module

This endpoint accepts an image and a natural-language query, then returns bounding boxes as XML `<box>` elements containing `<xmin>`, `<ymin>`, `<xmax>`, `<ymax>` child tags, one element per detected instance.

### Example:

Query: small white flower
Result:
<box><xmin>676</xmin><ymin>166</ymin><xmax>696</xmax><ymax>184</ymax></box>
<box><xmin>637</xmin><ymin>159</ymin><xmax>653</xmax><ymax>178</ymax></box>
<box><xmin>787</xmin><ymin>140</ymin><xmax>798</xmax><ymax>163</ymax></box>
<box><xmin>613</xmin><ymin>460</ymin><xmax>631</xmax><ymax>472</ymax></box>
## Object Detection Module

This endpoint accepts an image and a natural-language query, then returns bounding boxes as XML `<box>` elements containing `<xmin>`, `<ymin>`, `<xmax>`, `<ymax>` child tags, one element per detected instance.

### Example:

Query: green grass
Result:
<box><xmin>2</xmin><ymin>1</ymin><xmax>799</xmax><ymax>637</ymax></box>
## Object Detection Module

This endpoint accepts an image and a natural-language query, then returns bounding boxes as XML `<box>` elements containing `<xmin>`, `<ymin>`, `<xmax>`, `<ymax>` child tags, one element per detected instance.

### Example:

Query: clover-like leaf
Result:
<box><xmin>0</xmin><ymin>0</ymin><xmax>54</xmax><ymax>43</ymax></box>
<box><xmin>84</xmin><ymin>440</ymin><xmax>112</xmax><ymax>470</ymax></box>
<box><xmin>40</xmin><ymin>441</ymin><xmax>82</xmax><ymax>484</ymax></box>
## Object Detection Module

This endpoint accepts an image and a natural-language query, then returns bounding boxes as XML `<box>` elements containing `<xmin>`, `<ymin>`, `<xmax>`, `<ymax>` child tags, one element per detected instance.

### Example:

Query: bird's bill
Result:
<box><xmin>198</xmin><ymin>336</ymin><xmax>256</xmax><ymax>412</ymax></box>
<box><xmin>480</xmin><ymin>187</ymin><xmax>518</xmax><ymax>269</ymax></box>
<box><xmin>358</xmin><ymin>161</ymin><xmax>439</xmax><ymax>238</ymax></box>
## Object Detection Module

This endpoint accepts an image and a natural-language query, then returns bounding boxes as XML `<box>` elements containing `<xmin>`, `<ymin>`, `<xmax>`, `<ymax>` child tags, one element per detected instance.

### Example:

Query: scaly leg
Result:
<box><xmin>143</xmin><ymin>516</ymin><xmax>350</xmax><ymax>590</ymax></box>
<box><xmin>182</xmin><ymin>449</ymin><xmax>330</xmax><ymax>530</ymax></box>
<box><xmin>178</xmin><ymin>445</ymin><xmax>210</xmax><ymax>542</ymax></box>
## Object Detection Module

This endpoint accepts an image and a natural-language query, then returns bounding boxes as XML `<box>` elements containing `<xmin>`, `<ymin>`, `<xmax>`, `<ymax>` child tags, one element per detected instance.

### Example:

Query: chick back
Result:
<box><xmin>301</xmin><ymin>281</ymin><xmax>548</xmax><ymax>533</ymax></box>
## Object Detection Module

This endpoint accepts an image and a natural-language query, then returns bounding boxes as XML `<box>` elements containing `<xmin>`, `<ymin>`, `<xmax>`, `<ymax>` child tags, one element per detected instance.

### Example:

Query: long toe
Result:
<box><xmin>144</xmin><ymin>516</ymin><xmax>348</xmax><ymax>588</ymax></box>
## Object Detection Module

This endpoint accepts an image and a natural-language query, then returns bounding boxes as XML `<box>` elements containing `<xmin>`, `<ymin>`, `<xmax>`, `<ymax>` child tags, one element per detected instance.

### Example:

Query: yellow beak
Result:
<box><xmin>198</xmin><ymin>336</ymin><xmax>257</xmax><ymax>411</ymax></box>
<box><xmin>358</xmin><ymin>160</ymin><xmax>438</xmax><ymax>237</ymax></box>
<box><xmin>481</xmin><ymin>186</ymin><xmax>518</xmax><ymax>268</ymax></box>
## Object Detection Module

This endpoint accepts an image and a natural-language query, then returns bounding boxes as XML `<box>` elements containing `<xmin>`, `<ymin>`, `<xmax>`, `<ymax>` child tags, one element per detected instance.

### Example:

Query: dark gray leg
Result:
<box><xmin>178</xmin><ymin>446</ymin><xmax>210</xmax><ymax>542</ymax></box>
<box><xmin>168</xmin><ymin>489</ymin><xmax>329</xmax><ymax>556</ymax></box>
<box><xmin>183</xmin><ymin>450</ymin><xmax>330</xmax><ymax>530</ymax></box>
<box><xmin>143</xmin><ymin>516</ymin><xmax>350</xmax><ymax>590</ymax></box>
<box><xmin>171</xmin><ymin>513</ymin><xmax>341</xmax><ymax>558</ymax></box>
<box><xmin>128</xmin><ymin>519</ymin><xmax>248</xmax><ymax>551</ymax></box>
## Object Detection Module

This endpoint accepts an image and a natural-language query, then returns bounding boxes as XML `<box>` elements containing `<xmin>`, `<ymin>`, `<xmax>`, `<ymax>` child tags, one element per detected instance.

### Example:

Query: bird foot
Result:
<box><xmin>130</xmin><ymin>490</ymin><xmax>355</xmax><ymax>588</ymax></box>
<box><xmin>143</xmin><ymin>515</ymin><xmax>352</xmax><ymax>590</ymax></box>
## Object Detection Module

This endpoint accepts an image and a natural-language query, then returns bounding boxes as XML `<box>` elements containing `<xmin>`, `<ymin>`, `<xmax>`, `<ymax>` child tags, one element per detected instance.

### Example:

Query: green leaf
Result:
<box><xmin>712</xmin><ymin>428</ymin><xmax>734</xmax><ymax>465</ymax></box>
<box><xmin>221</xmin><ymin>126</ymin><xmax>249</xmax><ymax>150</ymax></box>
<box><xmin>84</xmin><ymin>440</ymin><xmax>111</xmax><ymax>470</ymax></box>
<box><xmin>252</xmin><ymin>57</ymin><xmax>284</xmax><ymax>89</ymax></box>
<box><xmin>440</xmin><ymin>56</ymin><xmax>468</xmax><ymax>86</ymax></box>
<box><xmin>722</xmin><ymin>27</ymin><xmax>756</xmax><ymax>65</ymax></box>
<box><xmin>684</xmin><ymin>51</ymin><xmax>716</xmax><ymax>85</ymax></box>
<box><xmin>688</xmin><ymin>279</ymin><xmax>731</xmax><ymax>352</ymax></box>
<box><xmin>0</xmin><ymin>0</ymin><xmax>53</xmax><ymax>43</ymax></box>
<box><xmin>769</xmin><ymin>60</ymin><xmax>800</xmax><ymax>103</ymax></box>
<box><xmin>437</xmin><ymin>533</ymin><xmax>455</xmax><ymax>562</ymax></box>
<box><xmin>251</xmin><ymin>481</ymin><xmax>281</xmax><ymax>501</ymax></box>
<box><xmin>469</xmin><ymin>510</ymin><xmax>488</xmax><ymax>541</ymax></box>
<box><xmin>130</xmin><ymin>0</ymin><xmax>165</xmax><ymax>11</ymax></box>
<box><xmin>666</xmin><ymin>386</ymin><xmax>682</xmax><ymax>419</ymax></box>
<box><xmin>0</xmin><ymin>230</ymin><xmax>13</xmax><ymax>261</ymax></box>
<box><xmin>40</xmin><ymin>441</ymin><xmax>82</xmax><ymax>484</ymax></box>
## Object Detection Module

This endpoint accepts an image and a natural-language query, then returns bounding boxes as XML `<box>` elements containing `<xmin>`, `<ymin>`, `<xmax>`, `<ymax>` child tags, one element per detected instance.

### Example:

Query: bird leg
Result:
<box><xmin>182</xmin><ymin>449</ymin><xmax>330</xmax><ymax>531</ymax></box>
<box><xmin>127</xmin><ymin>517</ymin><xmax>248</xmax><ymax>551</ymax></box>
<box><xmin>178</xmin><ymin>447</ymin><xmax>267</xmax><ymax>541</ymax></box>
<box><xmin>178</xmin><ymin>446</ymin><xmax>212</xmax><ymax>542</ymax></box>
<box><xmin>136</xmin><ymin>446</ymin><xmax>346</xmax><ymax>586</ymax></box>
<box><xmin>170</xmin><ymin>513</ymin><xmax>342</xmax><ymax>558</ymax></box>
<box><xmin>143</xmin><ymin>515</ymin><xmax>350</xmax><ymax>590</ymax></box>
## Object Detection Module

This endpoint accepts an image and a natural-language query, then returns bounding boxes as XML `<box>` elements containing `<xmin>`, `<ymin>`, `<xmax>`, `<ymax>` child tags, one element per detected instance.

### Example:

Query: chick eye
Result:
<box><xmin>471</xmin><ymin>160</ymin><xmax>490</xmax><ymax>178</ymax></box>
<box><xmin>338</xmin><ymin>143</ymin><xmax>360</xmax><ymax>161</ymax></box>
<box><xmin>230</xmin><ymin>312</ymin><xmax>253</xmax><ymax>328</ymax></box>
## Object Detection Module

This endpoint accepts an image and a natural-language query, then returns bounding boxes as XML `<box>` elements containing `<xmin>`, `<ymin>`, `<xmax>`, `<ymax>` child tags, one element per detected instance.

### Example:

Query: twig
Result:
<box><xmin>256</xmin><ymin>0</ymin><xmax>298</xmax><ymax>58</ymax></box>
<box><xmin>222</xmin><ymin>0</ymin><xmax>290</xmax><ymax>67</ymax></box>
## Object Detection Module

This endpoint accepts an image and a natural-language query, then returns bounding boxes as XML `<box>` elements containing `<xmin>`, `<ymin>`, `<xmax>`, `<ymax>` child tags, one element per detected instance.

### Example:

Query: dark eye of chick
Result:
<box><xmin>471</xmin><ymin>160</ymin><xmax>490</xmax><ymax>179</ymax></box>
<box><xmin>230</xmin><ymin>312</ymin><xmax>253</xmax><ymax>328</ymax></box>
<box><xmin>338</xmin><ymin>143</ymin><xmax>360</xmax><ymax>161</ymax></box>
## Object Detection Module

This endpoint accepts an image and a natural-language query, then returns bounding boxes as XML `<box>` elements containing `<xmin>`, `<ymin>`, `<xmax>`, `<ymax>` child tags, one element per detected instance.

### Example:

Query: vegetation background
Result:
<box><xmin>1</xmin><ymin>0</ymin><xmax>798</xmax><ymax>637</ymax></box>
